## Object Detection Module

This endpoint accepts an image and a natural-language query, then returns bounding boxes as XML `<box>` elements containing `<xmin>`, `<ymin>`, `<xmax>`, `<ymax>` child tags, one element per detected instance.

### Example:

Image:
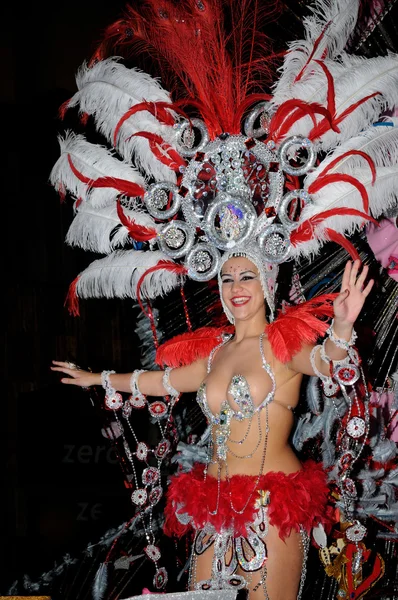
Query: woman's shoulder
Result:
<box><xmin>155</xmin><ymin>325</ymin><xmax>234</xmax><ymax>368</ymax></box>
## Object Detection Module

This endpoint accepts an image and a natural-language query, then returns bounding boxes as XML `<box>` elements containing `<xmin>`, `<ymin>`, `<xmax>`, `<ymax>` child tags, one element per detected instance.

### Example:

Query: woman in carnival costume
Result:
<box><xmin>49</xmin><ymin>0</ymin><xmax>398</xmax><ymax>598</ymax></box>
<box><xmin>53</xmin><ymin>257</ymin><xmax>373</xmax><ymax>599</ymax></box>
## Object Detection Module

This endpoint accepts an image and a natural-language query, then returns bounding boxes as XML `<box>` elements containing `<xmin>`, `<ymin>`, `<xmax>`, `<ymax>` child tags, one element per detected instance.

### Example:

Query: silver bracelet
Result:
<box><xmin>162</xmin><ymin>367</ymin><xmax>179</xmax><ymax>397</ymax></box>
<box><xmin>101</xmin><ymin>370</ymin><xmax>123</xmax><ymax>410</ymax></box>
<box><xmin>130</xmin><ymin>369</ymin><xmax>146</xmax><ymax>399</ymax></box>
<box><xmin>310</xmin><ymin>346</ymin><xmax>339</xmax><ymax>397</ymax></box>
<box><xmin>320</xmin><ymin>340</ymin><xmax>351</xmax><ymax>367</ymax></box>
<box><xmin>326</xmin><ymin>319</ymin><xmax>357</xmax><ymax>350</ymax></box>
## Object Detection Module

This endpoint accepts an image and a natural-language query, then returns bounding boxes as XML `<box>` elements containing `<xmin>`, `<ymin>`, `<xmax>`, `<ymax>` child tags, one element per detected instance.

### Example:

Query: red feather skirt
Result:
<box><xmin>164</xmin><ymin>461</ymin><xmax>333</xmax><ymax>540</ymax></box>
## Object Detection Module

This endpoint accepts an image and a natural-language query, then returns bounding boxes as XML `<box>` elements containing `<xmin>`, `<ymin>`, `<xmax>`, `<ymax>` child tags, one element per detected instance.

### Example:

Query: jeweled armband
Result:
<box><xmin>310</xmin><ymin>346</ymin><xmax>340</xmax><ymax>397</ymax></box>
<box><xmin>162</xmin><ymin>367</ymin><xmax>180</xmax><ymax>397</ymax></box>
<box><xmin>129</xmin><ymin>369</ymin><xmax>147</xmax><ymax>408</ymax></box>
<box><xmin>101</xmin><ymin>370</ymin><xmax>123</xmax><ymax>410</ymax></box>
<box><xmin>326</xmin><ymin>319</ymin><xmax>357</xmax><ymax>350</ymax></box>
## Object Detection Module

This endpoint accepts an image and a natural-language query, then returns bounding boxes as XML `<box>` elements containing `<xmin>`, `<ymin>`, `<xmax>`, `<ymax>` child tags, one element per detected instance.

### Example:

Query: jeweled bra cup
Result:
<box><xmin>196</xmin><ymin>333</ymin><xmax>276</xmax><ymax>425</ymax></box>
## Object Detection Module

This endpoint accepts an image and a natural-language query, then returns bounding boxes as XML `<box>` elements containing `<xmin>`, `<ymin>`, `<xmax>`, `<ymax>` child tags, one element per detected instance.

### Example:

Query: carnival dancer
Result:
<box><xmin>48</xmin><ymin>0</ymin><xmax>398</xmax><ymax>597</ymax></box>
<box><xmin>51</xmin><ymin>256</ymin><xmax>373</xmax><ymax>599</ymax></box>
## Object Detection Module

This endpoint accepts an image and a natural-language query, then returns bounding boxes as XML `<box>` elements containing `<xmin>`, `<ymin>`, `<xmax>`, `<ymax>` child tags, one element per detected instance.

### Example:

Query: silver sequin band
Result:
<box><xmin>326</xmin><ymin>319</ymin><xmax>357</xmax><ymax>350</ymax></box>
<box><xmin>101</xmin><ymin>369</ymin><xmax>116</xmax><ymax>394</ymax></box>
<box><xmin>130</xmin><ymin>369</ymin><xmax>146</xmax><ymax>399</ymax></box>
<box><xmin>162</xmin><ymin>367</ymin><xmax>180</xmax><ymax>397</ymax></box>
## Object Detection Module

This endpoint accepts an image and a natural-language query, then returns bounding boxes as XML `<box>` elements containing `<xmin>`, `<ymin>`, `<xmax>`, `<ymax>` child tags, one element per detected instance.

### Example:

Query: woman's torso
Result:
<box><xmin>196</xmin><ymin>332</ymin><xmax>303</xmax><ymax>477</ymax></box>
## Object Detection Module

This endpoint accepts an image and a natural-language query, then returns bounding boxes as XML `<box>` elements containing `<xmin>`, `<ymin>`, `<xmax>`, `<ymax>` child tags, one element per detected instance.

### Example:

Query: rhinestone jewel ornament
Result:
<box><xmin>144</xmin><ymin>544</ymin><xmax>161</xmax><ymax>562</ymax></box>
<box><xmin>342</xmin><ymin>477</ymin><xmax>357</xmax><ymax>498</ymax></box>
<box><xmin>338</xmin><ymin>451</ymin><xmax>355</xmax><ymax>472</ymax></box>
<box><xmin>148</xmin><ymin>400</ymin><xmax>168</xmax><ymax>419</ymax></box>
<box><xmin>122</xmin><ymin>400</ymin><xmax>133</xmax><ymax>418</ymax></box>
<box><xmin>346</xmin><ymin>522</ymin><xmax>367</xmax><ymax>542</ymax></box>
<box><xmin>346</xmin><ymin>416</ymin><xmax>366</xmax><ymax>439</ymax></box>
<box><xmin>142</xmin><ymin>466</ymin><xmax>160</xmax><ymax>485</ymax></box>
<box><xmin>131</xmin><ymin>488</ymin><xmax>148</xmax><ymax>506</ymax></box>
<box><xmin>334</xmin><ymin>364</ymin><xmax>360</xmax><ymax>386</ymax></box>
<box><xmin>153</xmin><ymin>566</ymin><xmax>168</xmax><ymax>589</ymax></box>
<box><xmin>129</xmin><ymin>394</ymin><xmax>147</xmax><ymax>409</ymax></box>
<box><xmin>155</xmin><ymin>438</ymin><xmax>171</xmax><ymax>458</ymax></box>
<box><xmin>149</xmin><ymin>485</ymin><xmax>163</xmax><ymax>505</ymax></box>
<box><xmin>104</xmin><ymin>392</ymin><xmax>123</xmax><ymax>411</ymax></box>
<box><xmin>136</xmin><ymin>441</ymin><xmax>149</xmax><ymax>461</ymax></box>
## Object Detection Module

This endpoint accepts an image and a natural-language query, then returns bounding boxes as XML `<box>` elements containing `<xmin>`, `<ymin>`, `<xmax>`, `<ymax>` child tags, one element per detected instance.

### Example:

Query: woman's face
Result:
<box><xmin>220</xmin><ymin>256</ymin><xmax>265</xmax><ymax>322</ymax></box>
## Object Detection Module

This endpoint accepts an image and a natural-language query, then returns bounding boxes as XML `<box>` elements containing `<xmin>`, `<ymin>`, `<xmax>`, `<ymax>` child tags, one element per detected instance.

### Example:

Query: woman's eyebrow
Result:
<box><xmin>221</xmin><ymin>269</ymin><xmax>257</xmax><ymax>277</ymax></box>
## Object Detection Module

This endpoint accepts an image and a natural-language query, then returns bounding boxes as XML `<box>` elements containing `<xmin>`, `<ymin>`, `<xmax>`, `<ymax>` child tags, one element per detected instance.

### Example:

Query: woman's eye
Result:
<box><xmin>241</xmin><ymin>276</ymin><xmax>255</xmax><ymax>281</ymax></box>
<box><xmin>221</xmin><ymin>279</ymin><xmax>233</xmax><ymax>284</ymax></box>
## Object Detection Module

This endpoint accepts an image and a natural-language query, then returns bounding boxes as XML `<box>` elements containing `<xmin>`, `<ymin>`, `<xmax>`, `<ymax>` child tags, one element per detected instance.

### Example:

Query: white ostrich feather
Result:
<box><xmin>272</xmin><ymin>54</ymin><xmax>398</xmax><ymax>149</ymax></box>
<box><xmin>66</xmin><ymin>202</ymin><xmax>160</xmax><ymax>254</ymax></box>
<box><xmin>67</xmin><ymin>58</ymin><xmax>177</xmax><ymax>183</ymax></box>
<box><xmin>305</xmin><ymin>121</ymin><xmax>398</xmax><ymax>187</ymax></box>
<box><xmin>49</xmin><ymin>131</ymin><xmax>146</xmax><ymax>208</ymax></box>
<box><xmin>304</xmin><ymin>166</ymin><xmax>398</xmax><ymax>220</ymax></box>
<box><xmin>272</xmin><ymin>0</ymin><xmax>359</xmax><ymax>104</ymax></box>
<box><xmin>75</xmin><ymin>250</ymin><xmax>184</xmax><ymax>300</ymax></box>
<box><xmin>291</xmin><ymin>165</ymin><xmax>398</xmax><ymax>260</ymax></box>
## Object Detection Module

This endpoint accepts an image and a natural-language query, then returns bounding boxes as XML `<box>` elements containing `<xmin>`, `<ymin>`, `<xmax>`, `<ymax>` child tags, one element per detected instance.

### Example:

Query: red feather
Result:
<box><xmin>164</xmin><ymin>461</ymin><xmax>334</xmax><ymax>540</ymax></box>
<box><xmin>116</xmin><ymin>200</ymin><xmax>157</xmax><ymax>241</ymax></box>
<box><xmin>309</xmin><ymin>92</ymin><xmax>380</xmax><ymax>140</ymax></box>
<box><xmin>65</xmin><ymin>276</ymin><xmax>81</xmax><ymax>317</ymax></box>
<box><xmin>91</xmin><ymin>0</ymin><xmax>284</xmax><ymax>137</ymax></box>
<box><xmin>294</xmin><ymin>22</ymin><xmax>331</xmax><ymax>82</ymax></box>
<box><xmin>268</xmin><ymin>99</ymin><xmax>332</xmax><ymax>143</ymax></box>
<box><xmin>267</xmin><ymin>294</ymin><xmax>336</xmax><ymax>363</ymax></box>
<box><xmin>130</xmin><ymin>132</ymin><xmax>186</xmax><ymax>171</ymax></box>
<box><xmin>308</xmin><ymin>173</ymin><xmax>370</xmax><ymax>213</ymax></box>
<box><xmin>67</xmin><ymin>155</ymin><xmax>146</xmax><ymax>198</ymax></box>
<box><xmin>324</xmin><ymin>229</ymin><xmax>360</xmax><ymax>261</ymax></box>
<box><xmin>113</xmin><ymin>101</ymin><xmax>182</xmax><ymax>146</ymax></box>
<box><xmin>155</xmin><ymin>326</ymin><xmax>234</xmax><ymax>368</ymax></box>
<box><xmin>317</xmin><ymin>150</ymin><xmax>376</xmax><ymax>185</ymax></box>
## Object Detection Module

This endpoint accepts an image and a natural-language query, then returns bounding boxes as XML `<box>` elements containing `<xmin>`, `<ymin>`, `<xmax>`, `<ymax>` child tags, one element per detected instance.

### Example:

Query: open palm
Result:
<box><xmin>333</xmin><ymin>260</ymin><xmax>374</xmax><ymax>325</ymax></box>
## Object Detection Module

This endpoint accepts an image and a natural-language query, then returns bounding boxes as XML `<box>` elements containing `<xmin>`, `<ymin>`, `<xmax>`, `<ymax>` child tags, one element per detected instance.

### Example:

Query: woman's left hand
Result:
<box><xmin>333</xmin><ymin>260</ymin><xmax>374</xmax><ymax>325</ymax></box>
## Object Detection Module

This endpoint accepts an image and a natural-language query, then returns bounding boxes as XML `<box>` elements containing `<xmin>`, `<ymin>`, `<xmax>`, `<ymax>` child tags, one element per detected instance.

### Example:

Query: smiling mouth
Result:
<box><xmin>231</xmin><ymin>296</ymin><xmax>251</xmax><ymax>306</ymax></box>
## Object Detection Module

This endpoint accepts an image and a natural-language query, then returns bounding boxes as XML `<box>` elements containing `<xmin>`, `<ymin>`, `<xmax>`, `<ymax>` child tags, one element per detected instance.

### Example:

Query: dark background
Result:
<box><xmin>4</xmin><ymin>0</ymin><xmax>140</xmax><ymax>592</ymax></box>
<box><xmin>3</xmin><ymin>0</ymin><xmax>398</xmax><ymax>598</ymax></box>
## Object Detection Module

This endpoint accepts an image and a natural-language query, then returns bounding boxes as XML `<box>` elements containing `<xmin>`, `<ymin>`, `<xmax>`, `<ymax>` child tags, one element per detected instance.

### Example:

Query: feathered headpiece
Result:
<box><xmin>49</xmin><ymin>0</ymin><xmax>398</xmax><ymax>321</ymax></box>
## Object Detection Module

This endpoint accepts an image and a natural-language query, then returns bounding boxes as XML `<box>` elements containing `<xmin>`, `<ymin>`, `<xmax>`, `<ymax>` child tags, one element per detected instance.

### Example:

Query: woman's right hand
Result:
<box><xmin>51</xmin><ymin>361</ymin><xmax>101</xmax><ymax>387</ymax></box>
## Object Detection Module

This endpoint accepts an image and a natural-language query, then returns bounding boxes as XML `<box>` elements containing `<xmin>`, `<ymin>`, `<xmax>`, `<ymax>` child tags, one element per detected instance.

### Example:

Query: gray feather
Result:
<box><xmin>92</xmin><ymin>562</ymin><xmax>108</xmax><ymax>600</ymax></box>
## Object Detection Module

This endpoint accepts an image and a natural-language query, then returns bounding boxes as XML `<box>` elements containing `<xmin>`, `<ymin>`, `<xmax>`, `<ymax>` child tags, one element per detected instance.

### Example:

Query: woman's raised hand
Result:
<box><xmin>51</xmin><ymin>361</ymin><xmax>100</xmax><ymax>387</ymax></box>
<box><xmin>333</xmin><ymin>260</ymin><xmax>374</xmax><ymax>326</ymax></box>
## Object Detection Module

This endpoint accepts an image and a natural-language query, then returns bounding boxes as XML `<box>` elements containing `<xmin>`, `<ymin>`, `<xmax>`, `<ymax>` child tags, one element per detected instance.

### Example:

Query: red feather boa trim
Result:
<box><xmin>155</xmin><ymin>294</ymin><xmax>336</xmax><ymax>367</ymax></box>
<box><xmin>164</xmin><ymin>461</ymin><xmax>334</xmax><ymax>540</ymax></box>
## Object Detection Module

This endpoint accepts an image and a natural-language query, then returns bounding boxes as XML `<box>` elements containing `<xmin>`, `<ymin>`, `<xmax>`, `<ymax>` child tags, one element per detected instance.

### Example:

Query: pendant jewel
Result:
<box><xmin>346</xmin><ymin>416</ymin><xmax>366</xmax><ymax>439</ymax></box>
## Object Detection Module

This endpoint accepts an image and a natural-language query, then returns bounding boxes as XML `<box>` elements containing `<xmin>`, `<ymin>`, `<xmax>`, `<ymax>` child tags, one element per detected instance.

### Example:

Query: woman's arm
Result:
<box><xmin>51</xmin><ymin>357</ymin><xmax>208</xmax><ymax>396</ymax></box>
<box><xmin>288</xmin><ymin>260</ymin><xmax>374</xmax><ymax>376</ymax></box>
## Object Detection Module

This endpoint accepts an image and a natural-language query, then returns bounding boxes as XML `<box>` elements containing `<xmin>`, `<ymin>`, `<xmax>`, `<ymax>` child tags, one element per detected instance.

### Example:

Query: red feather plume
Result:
<box><xmin>90</xmin><ymin>0</ymin><xmax>284</xmax><ymax>137</ymax></box>
<box><xmin>155</xmin><ymin>325</ymin><xmax>234</xmax><ymax>368</ymax></box>
<box><xmin>267</xmin><ymin>294</ymin><xmax>337</xmax><ymax>363</ymax></box>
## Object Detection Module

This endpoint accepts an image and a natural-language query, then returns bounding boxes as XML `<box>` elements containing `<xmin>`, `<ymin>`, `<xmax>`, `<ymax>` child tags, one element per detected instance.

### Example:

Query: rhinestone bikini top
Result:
<box><xmin>196</xmin><ymin>333</ymin><xmax>276</xmax><ymax>425</ymax></box>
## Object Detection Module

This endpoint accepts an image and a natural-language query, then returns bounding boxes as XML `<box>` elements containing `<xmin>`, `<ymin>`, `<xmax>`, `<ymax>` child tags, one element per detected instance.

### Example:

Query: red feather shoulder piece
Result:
<box><xmin>267</xmin><ymin>293</ymin><xmax>337</xmax><ymax>364</ymax></box>
<box><xmin>155</xmin><ymin>294</ymin><xmax>336</xmax><ymax>368</ymax></box>
<box><xmin>155</xmin><ymin>326</ymin><xmax>234</xmax><ymax>368</ymax></box>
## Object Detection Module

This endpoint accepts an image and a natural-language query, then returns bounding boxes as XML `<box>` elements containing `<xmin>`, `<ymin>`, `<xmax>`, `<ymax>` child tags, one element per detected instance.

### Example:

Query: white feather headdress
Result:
<box><xmin>49</xmin><ymin>0</ymin><xmax>398</xmax><ymax>318</ymax></box>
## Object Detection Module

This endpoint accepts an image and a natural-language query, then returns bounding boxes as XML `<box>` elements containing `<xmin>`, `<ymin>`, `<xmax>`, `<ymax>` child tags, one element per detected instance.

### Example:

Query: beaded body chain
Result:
<box><xmin>198</xmin><ymin>333</ymin><xmax>275</xmax><ymax>517</ymax></box>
